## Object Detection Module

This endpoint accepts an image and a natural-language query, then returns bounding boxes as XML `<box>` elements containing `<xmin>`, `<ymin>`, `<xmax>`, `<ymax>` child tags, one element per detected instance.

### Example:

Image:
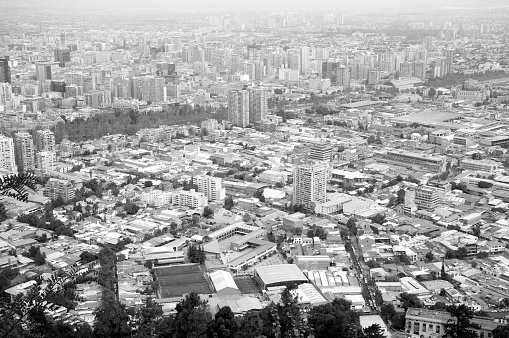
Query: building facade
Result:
<box><xmin>14</xmin><ymin>132</ymin><xmax>35</xmax><ymax>173</ymax></box>
<box><xmin>293</xmin><ymin>162</ymin><xmax>328</xmax><ymax>212</ymax></box>
<box><xmin>0</xmin><ymin>135</ymin><xmax>16</xmax><ymax>173</ymax></box>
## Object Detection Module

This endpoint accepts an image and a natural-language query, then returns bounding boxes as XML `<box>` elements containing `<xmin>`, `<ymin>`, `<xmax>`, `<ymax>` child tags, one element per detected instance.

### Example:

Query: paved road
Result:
<box><xmin>346</xmin><ymin>235</ymin><xmax>379</xmax><ymax>314</ymax></box>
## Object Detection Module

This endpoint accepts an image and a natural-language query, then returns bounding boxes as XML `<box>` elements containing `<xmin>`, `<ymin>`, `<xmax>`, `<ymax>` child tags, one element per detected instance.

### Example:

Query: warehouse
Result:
<box><xmin>209</xmin><ymin>270</ymin><xmax>241</xmax><ymax>297</ymax></box>
<box><xmin>254</xmin><ymin>264</ymin><xmax>308</xmax><ymax>289</ymax></box>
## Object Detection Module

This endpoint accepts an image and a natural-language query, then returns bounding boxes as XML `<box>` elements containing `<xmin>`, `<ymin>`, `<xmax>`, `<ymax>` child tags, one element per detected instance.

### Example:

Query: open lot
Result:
<box><xmin>155</xmin><ymin>264</ymin><xmax>212</xmax><ymax>298</ymax></box>
<box><xmin>234</xmin><ymin>275</ymin><xmax>262</xmax><ymax>294</ymax></box>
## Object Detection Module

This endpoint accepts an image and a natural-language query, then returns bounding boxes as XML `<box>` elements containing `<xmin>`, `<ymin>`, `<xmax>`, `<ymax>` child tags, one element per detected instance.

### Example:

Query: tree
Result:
<box><xmin>366</xmin><ymin>260</ymin><xmax>381</xmax><ymax>269</ymax></box>
<box><xmin>275</xmin><ymin>182</ymin><xmax>284</xmax><ymax>188</ymax></box>
<box><xmin>369</xmin><ymin>213</ymin><xmax>386</xmax><ymax>225</ymax></box>
<box><xmin>0</xmin><ymin>173</ymin><xmax>38</xmax><ymax>202</ymax></box>
<box><xmin>242</xmin><ymin>213</ymin><xmax>251</xmax><ymax>222</ymax></box>
<box><xmin>477</xmin><ymin>181</ymin><xmax>493</xmax><ymax>189</ymax></box>
<box><xmin>207</xmin><ymin>306</ymin><xmax>240</xmax><ymax>338</ymax></box>
<box><xmin>380</xmin><ymin>304</ymin><xmax>396</xmax><ymax>321</ymax></box>
<box><xmin>443</xmin><ymin>304</ymin><xmax>480</xmax><ymax>338</ymax></box>
<box><xmin>187</xmin><ymin>244</ymin><xmax>205</xmax><ymax>264</ymax></box>
<box><xmin>493</xmin><ymin>324</ymin><xmax>509</xmax><ymax>338</ymax></box>
<box><xmin>131</xmin><ymin>297</ymin><xmax>163</xmax><ymax>338</ymax></box>
<box><xmin>144</xmin><ymin>180</ymin><xmax>153</xmax><ymax>188</ymax></box>
<box><xmin>347</xmin><ymin>217</ymin><xmax>357</xmax><ymax>235</ymax></box>
<box><xmin>428</xmin><ymin>87</ymin><xmax>436</xmax><ymax>98</ymax></box>
<box><xmin>203</xmin><ymin>206</ymin><xmax>214</xmax><ymax>218</ymax></box>
<box><xmin>472</xmin><ymin>225</ymin><xmax>481</xmax><ymax>237</ymax></box>
<box><xmin>79</xmin><ymin>251</ymin><xmax>98</xmax><ymax>264</ymax></box>
<box><xmin>367</xmin><ymin>135</ymin><xmax>376</xmax><ymax>144</ymax></box>
<box><xmin>0</xmin><ymin>202</ymin><xmax>7</xmax><ymax>222</ymax></box>
<box><xmin>471</xmin><ymin>153</ymin><xmax>482</xmax><ymax>160</ymax></box>
<box><xmin>308</xmin><ymin>298</ymin><xmax>360</xmax><ymax>338</ymax></box>
<box><xmin>363</xmin><ymin>324</ymin><xmax>386</xmax><ymax>338</ymax></box>
<box><xmin>477</xmin><ymin>251</ymin><xmax>489</xmax><ymax>259</ymax></box>
<box><xmin>191</xmin><ymin>214</ymin><xmax>201</xmax><ymax>227</ymax></box>
<box><xmin>0</xmin><ymin>265</ymin><xmax>87</xmax><ymax>338</ymax></box>
<box><xmin>276</xmin><ymin>285</ymin><xmax>312</xmax><ymax>338</ymax></box>
<box><xmin>391</xmin><ymin>313</ymin><xmax>406</xmax><ymax>330</ymax></box>
<box><xmin>94</xmin><ymin>289</ymin><xmax>131</xmax><ymax>338</ymax></box>
<box><xmin>425</xmin><ymin>251</ymin><xmax>434</xmax><ymax>262</ymax></box>
<box><xmin>123</xmin><ymin>202</ymin><xmax>140</xmax><ymax>215</ymax></box>
<box><xmin>224</xmin><ymin>196</ymin><xmax>234</xmax><ymax>210</ymax></box>
<box><xmin>399</xmin><ymin>292</ymin><xmax>423</xmax><ymax>310</ymax></box>
<box><xmin>174</xmin><ymin>293</ymin><xmax>211</xmax><ymax>338</ymax></box>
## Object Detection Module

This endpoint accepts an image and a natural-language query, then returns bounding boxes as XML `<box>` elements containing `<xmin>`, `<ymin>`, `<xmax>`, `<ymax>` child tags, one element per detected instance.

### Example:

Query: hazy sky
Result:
<box><xmin>3</xmin><ymin>0</ymin><xmax>509</xmax><ymax>10</ymax></box>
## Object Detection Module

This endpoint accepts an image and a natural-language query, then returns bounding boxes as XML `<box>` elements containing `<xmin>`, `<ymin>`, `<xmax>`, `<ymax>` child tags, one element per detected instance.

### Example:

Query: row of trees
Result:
<box><xmin>52</xmin><ymin>105</ymin><xmax>226</xmax><ymax>143</ymax></box>
<box><xmin>426</xmin><ymin>70</ymin><xmax>508</xmax><ymax>89</ymax></box>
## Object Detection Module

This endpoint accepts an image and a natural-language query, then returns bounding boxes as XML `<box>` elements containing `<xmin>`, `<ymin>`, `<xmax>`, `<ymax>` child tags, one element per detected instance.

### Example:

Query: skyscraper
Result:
<box><xmin>36</xmin><ymin>62</ymin><xmax>52</xmax><ymax>81</ymax></box>
<box><xmin>0</xmin><ymin>57</ymin><xmax>11</xmax><ymax>83</ymax></box>
<box><xmin>300</xmin><ymin>47</ymin><xmax>309</xmax><ymax>75</ymax></box>
<box><xmin>14</xmin><ymin>132</ymin><xmax>35</xmax><ymax>173</ymax></box>
<box><xmin>293</xmin><ymin>162</ymin><xmax>328</xmax><ymax>212</ymax></box>
<box><xmin>424</xmin><ymin>36</ymin><xmax>436</xmax><ymax>51</ymax></box>
<box><xmin>413</xmin><ymin>62</ymin><xmax>426</xmax><ymax>80</ymax></box>
<box><xmin>227</xmin><ymin>89</ymin><xmax>249</xmax><ymax>128</ymax></box>
<box><xmin>443</xmin><ymin>49</ymin><xmax>454</xmax><ymax>75</ymax></box>
<box><xmin>248</xmin><ymin>87</ymin><xmax>267</xmax><ymax>124</ymax></box>
<box><xmin>35</xmin><ymin>129</ymin><xmax>55</xmax><ymax>152</ymax></box>
<box><xmin>337</xmin><ymin>65</ymin><xmax>350</xmax><ymax>89</ymax></box>
<box><xmin>54</xmin><ymin>48</ymin><xmax>71</xmax><ymax>68</ymax></box>
<box><xmin>0</xmin><ymin>135</ymin><xmax>16</xmax><ymax>173</ymax></box>
<box><xmin>193</xmin><ymin>175</ymin><xmax>225</xmax><ymax>202</ymax></box>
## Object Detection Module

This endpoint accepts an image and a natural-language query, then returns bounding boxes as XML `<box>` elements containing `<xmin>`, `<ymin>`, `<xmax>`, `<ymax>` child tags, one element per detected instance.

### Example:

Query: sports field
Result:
<box><xmin>155</xmin><ymin>264</ymin><xmax>212</xmax><ymax>297</ymax></box>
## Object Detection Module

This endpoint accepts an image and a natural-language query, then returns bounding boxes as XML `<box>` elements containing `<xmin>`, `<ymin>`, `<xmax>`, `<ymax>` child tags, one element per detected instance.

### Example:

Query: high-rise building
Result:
<box><xmin>248</xmin><ymin>87</ymin><xmax>267</xmax><ymax>124</ymax></box>
<box><xmin>293</xmin><ymin>162</ymin><xmax>328</xmax><ymax>212</ymax></box>
<box><xmin>14</xmin><ymin>132</ymin><xmax>35</xmax><ymax>173</ymax></box>
<box><xmin>423</xmin><ymin>36</ymin><xmax>436</xmax><ymax>51</ymax></box>
<box><xmin>36</xmin><ymin>62</ymin><xmax>52</xmax><ymax>81</ymax></box>
<box><xmin>367</xmin><ymin>70</ymin><xmax>380</xmax><ymax>85</ymax></box>
<box><xmin>35</xmin><ymin>129</ymin><xmax>55</xmax><ymax>152</ymax></box>
<box><xmin>310</xmin><ymin>141</ymin><xmax>333</xmax><ymax>162</ymax></box>
<box><xmin>443</xmin><ymin>49</ymin><xmax>454</xmax><ymax>75</ymax></box>
<box><xmin>413</xmin><ymin>62</ymin><xmax>426</xmax><ymax>80</ymax></box>
<box><xmin>35</xmin><ymin>151</ymin><xmax>56</xmax><ymax>174</ymax></box>
<box><xmin>0</xmin><ymin>57</ymin><xmax>11</xmax><ymax>83</ymax></box>
<box><xmin>300</xmin><ymin>47</ymin><xmax>309</xmax><ymax>75</ymax></box>
<box><xmin>227</xmin><ymin>89</ymin><xmax>249</xmax><ymax>128</ymax></box>
<box><xmin>337</xmin><ymin>65</ymin><xmax>350</xmax><ymax>89</ymax></box>
<box><xmin>171</xmin><ymin>36</ymin><xmax>182</xmax><ymax>51</ymax></box>
<box><xmin>43</xmin><ymin>178</ymin><xmax>75</xmax><ymax>201</ymax></box>
<box><xmin>414</xmin><ymin>186</ymin><xmax>440</xmax><ymax>210</ymax></box>
<box><xmin>399</xmin><ymin>62</ymin><xmax>413</xmax><ymax>78</ymax></box>
<box><xmin>54</xmin><ymin>48</ymin><xmax>71</xmax><ymax>67</ymax></box>
<box><xmin>247</xmin><ymin>45</ymin><xmax>262</xmax><ymax>62</ymax></box>
<box><xmin>193</xmin><ymin>175</ymin><xmax>226</xmax><ymax>202</ymax></box>
<box><xmin>0</xmin><ymin>135</ymin><xmax>16</xmax><ymax>173</ymax></box>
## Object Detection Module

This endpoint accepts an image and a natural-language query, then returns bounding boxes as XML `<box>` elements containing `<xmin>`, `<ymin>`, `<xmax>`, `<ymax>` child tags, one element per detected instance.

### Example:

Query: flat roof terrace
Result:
<box><xmin>391</xmin><ymin>110</ymin><xmax>465</xmax><ymax>128</ymax></box>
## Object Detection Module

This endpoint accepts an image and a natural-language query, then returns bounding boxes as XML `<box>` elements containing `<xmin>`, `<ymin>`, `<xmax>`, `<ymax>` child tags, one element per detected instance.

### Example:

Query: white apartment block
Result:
<box><xmin>459</xmin><ymin>159</ymin><xmax>498</xmax><ymax>173</ymax></box>
<box><xmin>227</xmin><ymin>89</ymin><xmax>249</xmax><ymax>128</ymax></box>
<box><xmin>140</xmin><ymin>190</ymin><xmax>173</xmax><ymax>207</ymax></box>
<box><xmin>43</xmin><ymin>178</ymin><xmax>75</xmax><ymax>201</ymax></box>
<box><xmin>193</xmin><ymin>175</ymin><xmax>225</xmax><ymax>202</ymax></box>
<box><xmin>258</xmin><ymin>170</ymin><xmax>289</xmax><ymax>184</ymax></box>
<box><xmin>14</xmin><ymin>132</ymin><xmax>35</xmax><ymax>173</ymax></box>
<box><xmin>293</xmin><ymin>162</ymin><xmax>328</xmax><ymax>212</ymax></box>
<box><xmin>35</xmin><ymin>129</ymin><xmax>55</xmax><ymax>152</ymax></box>
<box><xmin>172</xmin><ymin>189</ymin><xmax>208</xmax><ymax>208</ymax></box>
<box><xmin>35</xmin><ymin>151</ymin><xmax>56</xmax><ymax>174</ymax></box>
<box><xmin>0</xmin><ymin>135</ymin><xmax>16</xmax><ymax>173</ymax></box>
